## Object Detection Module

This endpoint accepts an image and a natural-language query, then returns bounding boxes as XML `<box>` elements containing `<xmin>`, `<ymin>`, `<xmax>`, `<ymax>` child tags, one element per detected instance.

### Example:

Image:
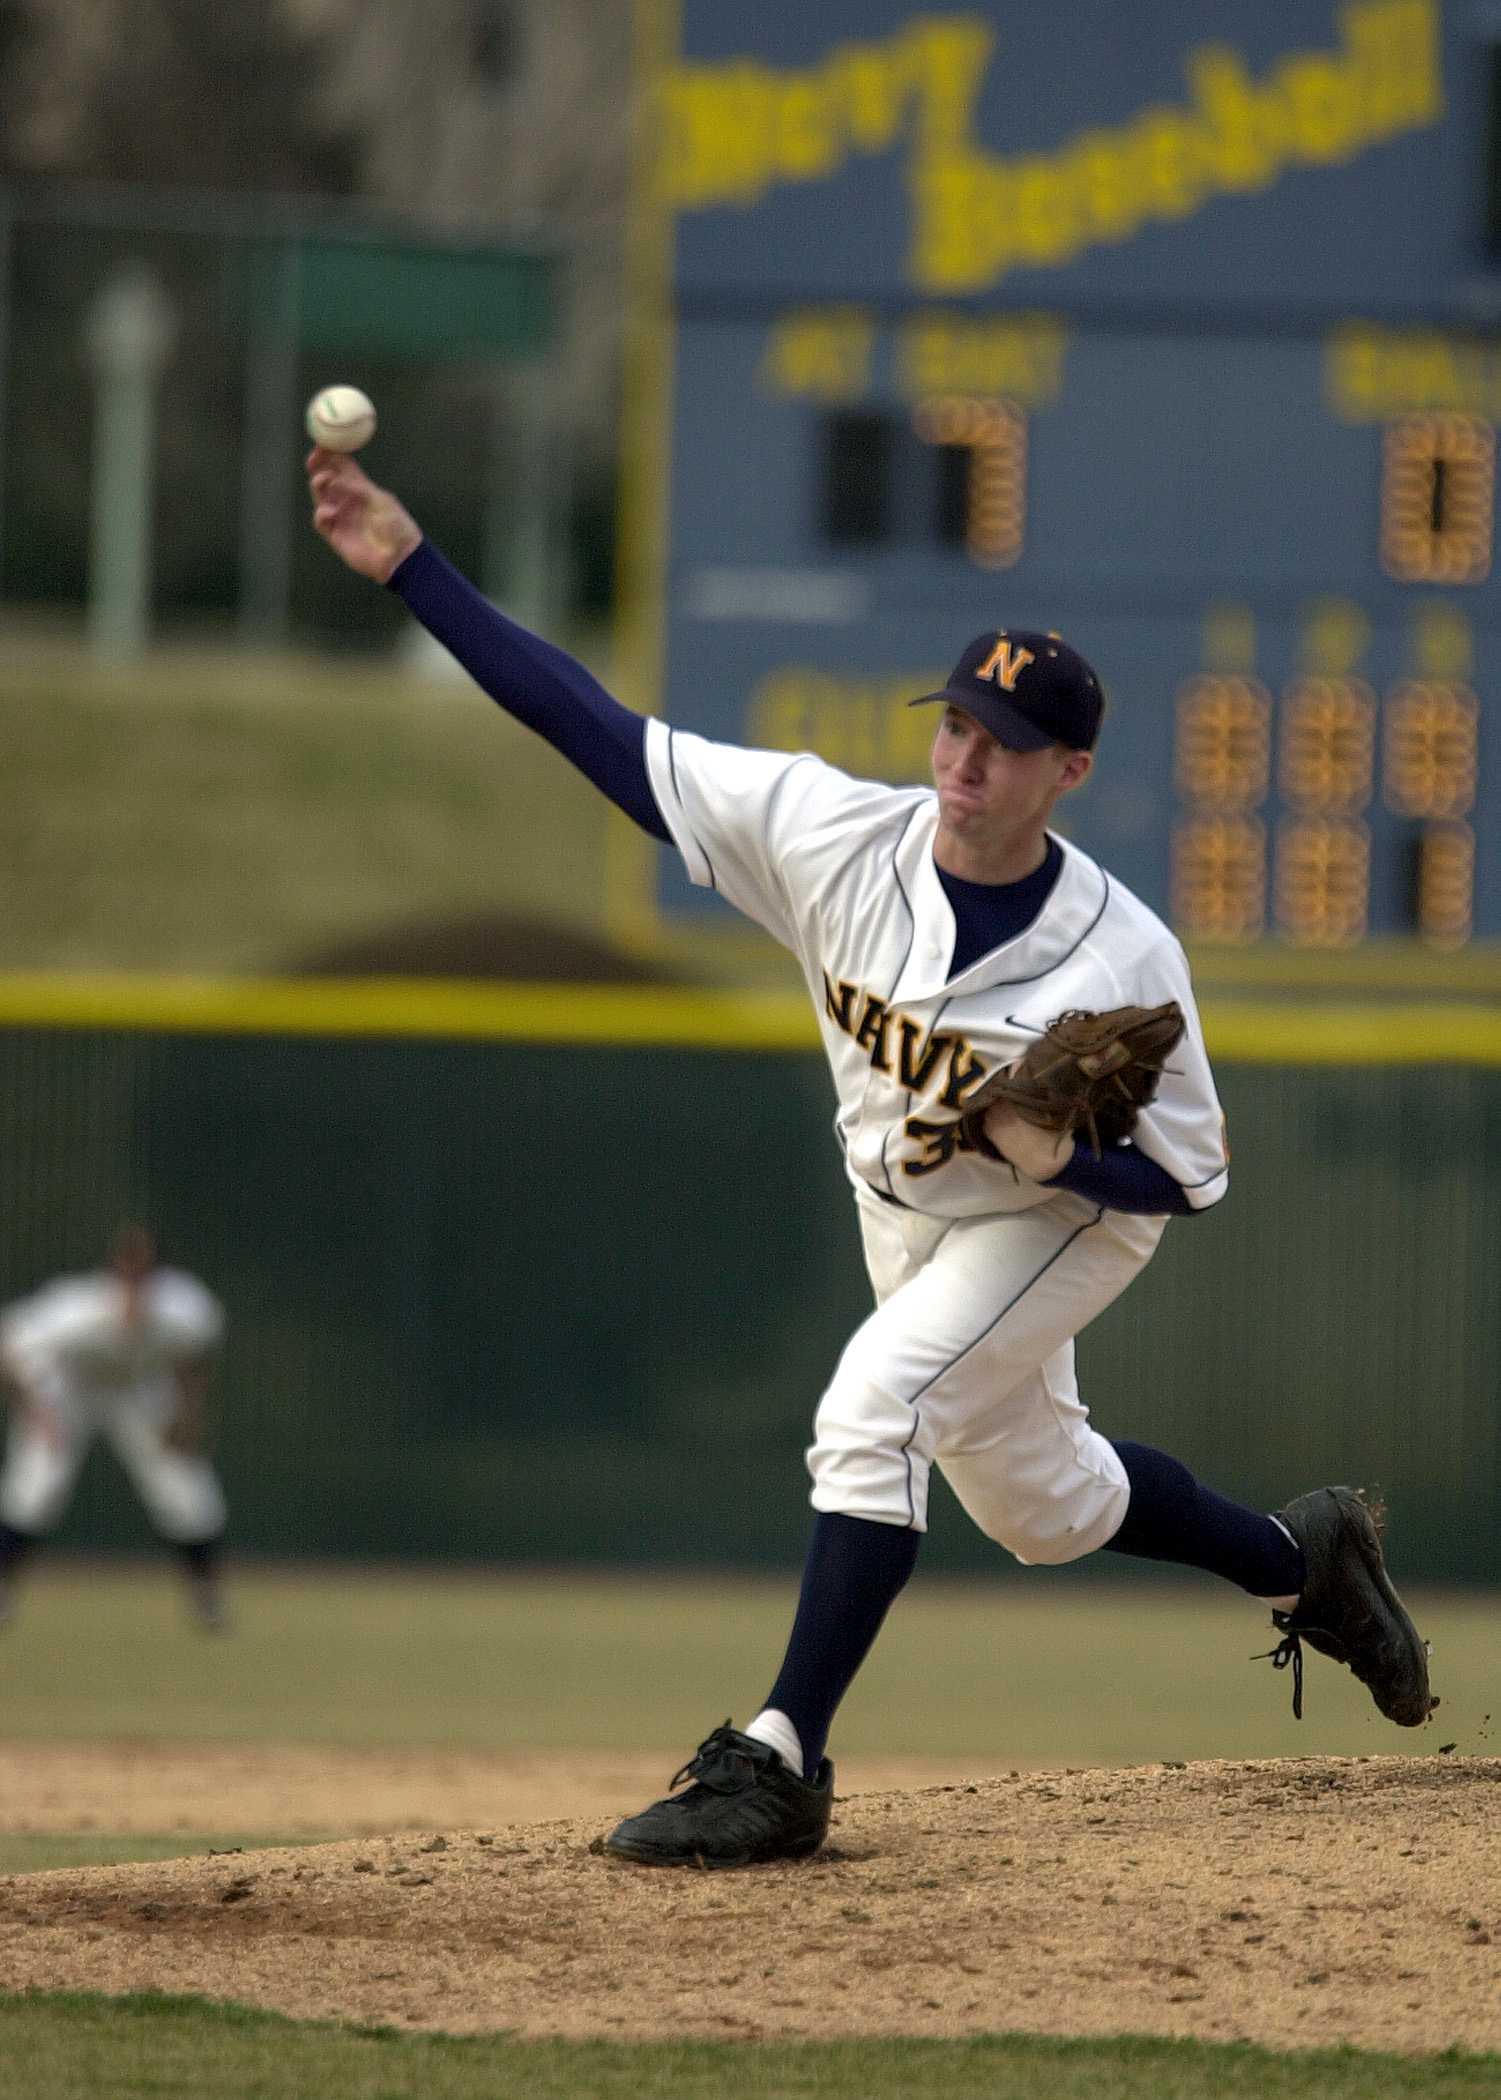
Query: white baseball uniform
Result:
<box><xmin>0</xmin><ymin>1267</ymin><xmax>227</xmax><ymax>1543</ymax></box>
<box><xmin>646</xmin><ymin>725</ymin><xmax>1229</xmax><ymax>1565</ymax></box>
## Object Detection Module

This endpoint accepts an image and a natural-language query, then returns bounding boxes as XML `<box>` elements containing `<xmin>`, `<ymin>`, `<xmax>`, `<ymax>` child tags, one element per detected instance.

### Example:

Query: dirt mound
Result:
<box><xmin>0</xmin><ymin>1740</ymin><xmax>1007</xmax><ymax>1838</ymax></box>
<box><xmin>293</xmin><ymin>913</ymin><xmax>679</xmax><ymax>982</ymax></box>
<box><xmin>2</xmin><ymin>1756</ymin><xmax>1498</xmax><ymax>2052</ymax></box>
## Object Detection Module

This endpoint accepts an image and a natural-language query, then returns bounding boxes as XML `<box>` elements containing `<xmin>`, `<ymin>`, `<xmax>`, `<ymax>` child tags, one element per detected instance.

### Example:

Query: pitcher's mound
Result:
<box><xmin>0</xmin><ymin>1757</ymin><xmax>1494</xmax><ymax>2054</ymax></box>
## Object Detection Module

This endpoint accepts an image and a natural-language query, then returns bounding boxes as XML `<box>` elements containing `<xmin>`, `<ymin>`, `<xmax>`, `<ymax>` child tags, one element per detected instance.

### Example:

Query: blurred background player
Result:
<box><xmin>0</xmin><ymin>1224</ymin><xmax>228</xmax><ymax>1628</ymax></box>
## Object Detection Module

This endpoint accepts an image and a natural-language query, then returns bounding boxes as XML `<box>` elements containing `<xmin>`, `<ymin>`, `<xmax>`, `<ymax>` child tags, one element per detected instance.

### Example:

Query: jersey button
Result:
<box><xmin>924</xmin><ymin>943</ymin><xmax>941</xmax><ymax>959</ymax></box>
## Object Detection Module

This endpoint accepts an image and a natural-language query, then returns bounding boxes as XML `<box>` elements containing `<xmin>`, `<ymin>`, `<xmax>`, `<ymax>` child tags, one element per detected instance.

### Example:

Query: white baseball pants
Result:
<box><xmin>0</xmin><ymin>1376</ymin><xmax>227</xmax><ymax>1543</ymax></box>
<box><xmin>807</xmin><ymin>1187</ymin><xmax>1166</xmax><ymax>1564</ymax></box>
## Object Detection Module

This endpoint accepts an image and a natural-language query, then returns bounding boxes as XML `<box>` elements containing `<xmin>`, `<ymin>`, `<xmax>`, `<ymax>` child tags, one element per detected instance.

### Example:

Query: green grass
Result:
<box><xmin>1</xmin><ymin>1563</ymin><xmax>1497</xmax><ymax>1764</ymax></box>
<box><xmin>0</xmin><ymin>1833</ymin><xmax>313</xmax><ymax>1874</ymax></box>
<box><xmin>0</xmin><ymin>632</ymin><xmax>609</xmax><ymax>973</ymax></box>
<box><xmin>3</xmin><ymin>1995</ymin><xmax>1501</xmax><ymax>2100</ymax></box>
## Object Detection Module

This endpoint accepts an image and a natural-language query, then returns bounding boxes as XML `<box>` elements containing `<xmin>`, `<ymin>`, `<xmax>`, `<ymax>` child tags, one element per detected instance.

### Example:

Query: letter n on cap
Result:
<box><xmin>977</xmin><ymin>639</ymin><xmax>1034</xmax><ymax>690</ymax></box>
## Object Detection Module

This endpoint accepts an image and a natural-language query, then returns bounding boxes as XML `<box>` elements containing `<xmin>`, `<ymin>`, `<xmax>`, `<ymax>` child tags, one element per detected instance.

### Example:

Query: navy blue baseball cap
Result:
<box><xmin>910</xmin><ymin>630</ymin><xmax>1104</xmax><ymax>751</ymax></box>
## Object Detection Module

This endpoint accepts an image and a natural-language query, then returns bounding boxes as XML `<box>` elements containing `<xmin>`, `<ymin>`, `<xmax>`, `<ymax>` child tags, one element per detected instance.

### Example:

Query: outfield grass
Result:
<box><xmin>0</xmin><ymin>1563</ymin><xmax>1495</xmax><ymax>1764</ymax></box>
<box><xmin>4</xmin><ymin>1995</ymin><xmax>1501</xmax><ymax>2100</ymax></box>
<box><xmin>0</xmin><ymin>633</ymin><xmax>609</xmax><ymax>974</ymax></box>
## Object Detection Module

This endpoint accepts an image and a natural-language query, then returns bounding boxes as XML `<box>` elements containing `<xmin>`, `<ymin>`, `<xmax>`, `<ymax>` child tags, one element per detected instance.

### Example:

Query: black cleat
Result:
<box><xmin>1266</xmin><ymin>1487</ymin><xmax>1434</xmax><ymax>1726</ymax></box>
<box><xmin>603</xmin><ymin>1723</ymin><xmax>833</xmax><ymax>1869</ymax></box>
<box><xmin>188</xmin><ymin>1575</ymin><xmax>228</xmax><ymax>1631</ymax></box>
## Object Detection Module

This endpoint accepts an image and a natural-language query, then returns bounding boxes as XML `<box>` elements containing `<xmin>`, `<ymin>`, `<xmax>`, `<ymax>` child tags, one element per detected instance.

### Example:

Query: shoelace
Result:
<box><xmin>1255</xmin><ymin>1628</ymin><xmax>1304</xmax><ymax>1719</ymax></box>
<box><xmin>670</xmin><ymin>1724</ymin><xmax>774</xmax><ymax>1795</ymax></box>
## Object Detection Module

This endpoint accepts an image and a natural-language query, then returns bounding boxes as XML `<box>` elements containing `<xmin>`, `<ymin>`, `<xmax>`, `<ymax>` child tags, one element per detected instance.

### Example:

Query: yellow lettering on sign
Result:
<box><xmin>897</xmin><ymin>311</ymin><xmax>1068</xmax><ymax>405</ymax></box>
<box><xmin>1325</xmin><ymin>321</ymin><xmax>1501</xmax><ymax>421</ymax></box>
<box><xmin>760</xmin><ymin>308</ymin><xmax>1070</xmax><ymax>408</ymax></box>
<box><xmin>656</xmin><ymin>2</ymin><xmax>1442</xmax><ymax>294</ymax></box>
<box><xmin>758</xmin><ymin>307</ymin><xmax>875</xmax><ymax>402</ymax></box>
<box><xmin>1411</xmin><ymin>601</ymin><xmax>1473</xmax><ymax>682</ymax></box>
<box><xmin>746</xmin><ymin>666</ymin><xmax>944</xmax><ymax>782</ymax></box>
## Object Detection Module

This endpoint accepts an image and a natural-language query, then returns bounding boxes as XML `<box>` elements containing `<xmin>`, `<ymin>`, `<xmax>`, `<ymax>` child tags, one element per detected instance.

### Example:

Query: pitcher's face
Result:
<box><xmin>930</xmin><ymin>706</ymin><xmax>1091</xmax><ymax>855</ymax></box>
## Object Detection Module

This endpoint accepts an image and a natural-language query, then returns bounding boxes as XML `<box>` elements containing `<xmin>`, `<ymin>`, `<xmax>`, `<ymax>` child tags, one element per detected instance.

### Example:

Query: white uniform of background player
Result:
<box><xmin>0</xmin><ymin>1226</ymin><xmax>228</xmax><ymax>1625</ymax></box>
<box><xmin>646</xmin><ymin>721</ymin><xmax>1227</xmax><ymax>1563</ymax></box>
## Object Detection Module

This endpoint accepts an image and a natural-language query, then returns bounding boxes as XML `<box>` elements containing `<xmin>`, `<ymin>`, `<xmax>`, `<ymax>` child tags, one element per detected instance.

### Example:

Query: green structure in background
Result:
<box><xmin>237</xmin><ymin>209</ymin><xmax>554</xmax><ymax>640</ymax></box>
<box><xmin>0</xmin><ymin>1021</ymin><xmax>1495</xmax><ymax>1582</ymax></box>
<box><xmin>0</xmin><ymin>180</ymin><xmax>555</xmax><ymax>646</ymax></box>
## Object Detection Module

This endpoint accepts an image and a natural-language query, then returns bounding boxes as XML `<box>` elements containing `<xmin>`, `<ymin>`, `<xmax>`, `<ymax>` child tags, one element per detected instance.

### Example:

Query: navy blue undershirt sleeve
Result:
<box><xmin>1045</xmin><ymin>1140</ymin><xmax>1194</xmax><ymax>1215</ymax></box>
<box><xmin>388</xmin><ymin>538</ymin><xmax>670</xmax><ymax>842</ymax></box>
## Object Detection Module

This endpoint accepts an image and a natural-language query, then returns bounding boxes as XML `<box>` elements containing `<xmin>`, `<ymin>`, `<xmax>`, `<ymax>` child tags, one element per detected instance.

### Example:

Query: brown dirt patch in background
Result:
<box><xmin>1</xmin><ymin>1756</ymin><xmax>1497</xmax><ymax>2053</ymax></box>
<box><xmin>0</xmin><ymin>1741</ymin><xmax>1006</xmax><ymax>1837</ymax></box>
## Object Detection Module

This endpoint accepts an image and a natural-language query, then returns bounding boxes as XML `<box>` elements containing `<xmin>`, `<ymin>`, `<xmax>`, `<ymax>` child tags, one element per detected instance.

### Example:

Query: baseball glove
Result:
<box><xmin>159</xmin><ymin>1365</ymin><xmax>211</xmax><ymax>1456</ymax></box>
<box><xmin>159</xmin><ymin>1401</ymin><xmax>206</xmax><ymax>1456</ymax></box>
<box><xmin>960</xmin><ymin>1001</ymin><xmax>1186</xmax><ymax>1159</ymax></box>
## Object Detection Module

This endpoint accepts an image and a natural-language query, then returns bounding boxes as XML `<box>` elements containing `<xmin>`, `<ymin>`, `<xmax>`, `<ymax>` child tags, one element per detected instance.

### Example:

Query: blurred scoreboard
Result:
<box><xmin>626</xmin><ymin>0</ymin><xmax>1501</xmax><ymax>945</ymax></box>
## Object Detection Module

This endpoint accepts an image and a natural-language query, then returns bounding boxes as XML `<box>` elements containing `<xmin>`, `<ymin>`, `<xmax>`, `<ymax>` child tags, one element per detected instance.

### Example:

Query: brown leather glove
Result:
<box><xmin>960</xmin><ymin>1002</ymin><xmax>1186</xmax><ymax>1160</ymax></box>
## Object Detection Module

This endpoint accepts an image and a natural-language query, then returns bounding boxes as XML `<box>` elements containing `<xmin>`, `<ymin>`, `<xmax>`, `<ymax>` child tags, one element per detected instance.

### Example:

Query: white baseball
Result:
<box><xmin>305</xmin><ymin>385</ymin><xmax>377</xmax><ymax>452</ymax></box>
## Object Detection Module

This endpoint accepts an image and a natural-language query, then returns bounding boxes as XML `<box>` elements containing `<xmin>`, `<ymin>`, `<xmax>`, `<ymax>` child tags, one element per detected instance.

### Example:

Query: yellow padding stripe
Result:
<box><xmin>1203</xmin><ymin>1002</ymin><xmax>1501</xmax><ymax>1063</ymax></box>
<box><xmin>0</xmin><ymin>975</ymin><xmax>1494</xmax><ymax>1062</ymax></box>
<box><xmin>0</xmin><ymin>974</ymin><xmax>819</xmax><ymax>1048</ymax></box>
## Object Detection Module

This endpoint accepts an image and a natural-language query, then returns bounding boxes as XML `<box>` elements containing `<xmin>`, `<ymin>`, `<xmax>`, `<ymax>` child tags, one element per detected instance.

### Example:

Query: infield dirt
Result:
<box><xmin>1</xmin><ymin>1754</ymin><xmax>1496</xmax><ymax>2055</ymax></box>
<box><xmin>0</xmin><ymin>1740</ymin><xmax>1005</xmax><ymax>1836</ymax></box>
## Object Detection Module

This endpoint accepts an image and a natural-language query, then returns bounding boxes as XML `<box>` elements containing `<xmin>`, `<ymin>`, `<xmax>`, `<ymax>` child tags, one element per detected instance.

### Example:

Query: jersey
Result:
<box><xmin>645</xmin><ymin>724</ymin><xmax>1228</xmax><ymax>1221</ymax></box>
<box><xmin>0</xmin><ymin>1269</ymin><xmax>224</xmax><ymax>1396</ymax></box>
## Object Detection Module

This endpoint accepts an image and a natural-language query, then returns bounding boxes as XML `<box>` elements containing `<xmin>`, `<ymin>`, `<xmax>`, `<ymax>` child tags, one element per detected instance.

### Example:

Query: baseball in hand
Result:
<box><xmin>305</xmin><ymin>385</ymin><xmax>377</xmax><ymax>452</ymax></box>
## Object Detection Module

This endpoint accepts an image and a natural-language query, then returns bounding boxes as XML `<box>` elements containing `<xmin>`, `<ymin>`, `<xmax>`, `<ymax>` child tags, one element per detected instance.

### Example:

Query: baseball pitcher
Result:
<box><xmin>309</xmin><ymin>447</ymin><xmax>1433</xmax><ymax>1870</ymax></box>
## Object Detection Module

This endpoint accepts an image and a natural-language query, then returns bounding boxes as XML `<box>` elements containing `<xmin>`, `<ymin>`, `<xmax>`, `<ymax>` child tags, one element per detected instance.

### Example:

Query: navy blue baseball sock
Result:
<box><xmin>0</xmin><ymin>1522</ymin><xmax>36</xmax><ymax>1576</ymax></box>
<box><xmin>1104</xmin><ymin>1440</ymin><xmax>1304</xmax><ymax>1598</ymax></box>
<box><xmin>174</xmin><ymin>1538</ymin><xmax>220</xmax><ymax>1582</ymax></box>
<box><xmin>747</xmin><ymin>1512</ymin><xmax>921</xmax><ymax>1777</ymax></box>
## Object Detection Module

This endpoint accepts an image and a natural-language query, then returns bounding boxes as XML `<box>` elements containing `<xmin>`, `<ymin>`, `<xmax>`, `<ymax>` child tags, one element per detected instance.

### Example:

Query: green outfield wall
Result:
<box><xmin>0</xmin><ymin>983</ymin><xmax>1497</xmax><ymax>1580</ymax></box>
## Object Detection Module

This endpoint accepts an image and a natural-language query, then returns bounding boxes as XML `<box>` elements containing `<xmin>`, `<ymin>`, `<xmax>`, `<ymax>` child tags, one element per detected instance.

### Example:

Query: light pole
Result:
<box><xmin>83</xmin><ymin>261</ymin><xmax>176</xmax><ymax>658</ymax></box>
